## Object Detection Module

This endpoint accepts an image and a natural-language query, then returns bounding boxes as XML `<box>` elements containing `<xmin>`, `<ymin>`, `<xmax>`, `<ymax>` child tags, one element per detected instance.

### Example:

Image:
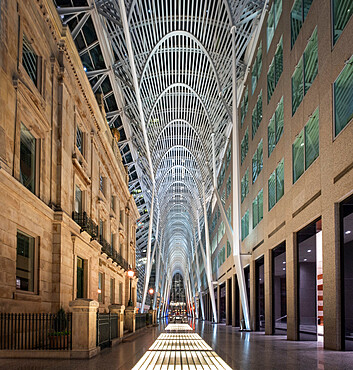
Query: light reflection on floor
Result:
<box><xmin>132</xmin><ymin>323</ymin><xmax>232</xmax><ymax>369</ymax></box>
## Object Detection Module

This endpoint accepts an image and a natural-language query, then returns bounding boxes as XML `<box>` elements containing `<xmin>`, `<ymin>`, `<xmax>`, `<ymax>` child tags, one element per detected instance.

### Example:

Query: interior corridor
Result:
<box><xmin>1</xmin><ymin>320</ymin><xmax>353</xmax><ymax>370</ymax></box>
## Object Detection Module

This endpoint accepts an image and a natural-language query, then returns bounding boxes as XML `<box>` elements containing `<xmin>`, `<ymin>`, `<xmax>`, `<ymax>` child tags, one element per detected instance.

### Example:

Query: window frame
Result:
<box><xmin>16</xmin><ymin>229</ymin><xmax>38</xmax><ymax>294</ymax></box>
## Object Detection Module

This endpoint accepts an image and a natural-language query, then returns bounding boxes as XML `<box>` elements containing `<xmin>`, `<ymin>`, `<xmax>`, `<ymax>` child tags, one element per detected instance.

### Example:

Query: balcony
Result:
<box><xmin>72</xmin><ymin>211</ymin><xmax>98</xmax><ymax>239</ymax></box>
<box><xmin>99</xmin><ymin>236</ymin><xmax>130</xmax><ymax>271</ymax></box>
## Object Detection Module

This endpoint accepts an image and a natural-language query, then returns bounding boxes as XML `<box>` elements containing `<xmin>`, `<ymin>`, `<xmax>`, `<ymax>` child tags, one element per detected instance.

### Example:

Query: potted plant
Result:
<box><xmin>48</xmin><ymin>308</ymin><xmax>71</xmax><ymax>349</ymax></box>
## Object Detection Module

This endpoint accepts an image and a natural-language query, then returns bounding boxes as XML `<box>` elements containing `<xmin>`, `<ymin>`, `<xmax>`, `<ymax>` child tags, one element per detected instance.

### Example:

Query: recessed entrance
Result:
<box><xmin>297</xmin><ymin>218</ymin><xmax>323</xmax><ymax>341</ymax></box>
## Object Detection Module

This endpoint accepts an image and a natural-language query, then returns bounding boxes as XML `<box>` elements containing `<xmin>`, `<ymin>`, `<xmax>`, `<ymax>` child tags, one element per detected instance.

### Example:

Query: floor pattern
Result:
<box><xmin>132</xmin><ymin>324</ymin><xmax>232</xmax><ymax>369</ymax></box>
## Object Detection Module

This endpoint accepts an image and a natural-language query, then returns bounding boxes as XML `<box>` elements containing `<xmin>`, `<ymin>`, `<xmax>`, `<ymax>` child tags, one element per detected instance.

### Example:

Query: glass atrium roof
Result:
<box><xmin>55</xmin><ymin>0</ymin><xmax>265</xmax><ymax>303</ymax></box>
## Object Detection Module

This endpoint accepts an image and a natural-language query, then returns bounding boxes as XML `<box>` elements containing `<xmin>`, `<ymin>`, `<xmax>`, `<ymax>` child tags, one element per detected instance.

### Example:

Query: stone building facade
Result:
<box><xmin>0</xmin><ymin>0</ymin><xmax>139</xmax><ymax>313</ymax></box>
<box><xmin>199</xmin><ymin>0</ymin><xmax>353</xmax><ymax>351</ymax></box>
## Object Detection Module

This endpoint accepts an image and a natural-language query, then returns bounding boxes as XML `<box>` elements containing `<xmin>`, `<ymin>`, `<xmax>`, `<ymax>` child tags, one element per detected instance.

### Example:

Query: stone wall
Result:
<box><xmin>0</xmin><ymin>0</ymin><xmax>139</xmax><ymax>313</ymax></box>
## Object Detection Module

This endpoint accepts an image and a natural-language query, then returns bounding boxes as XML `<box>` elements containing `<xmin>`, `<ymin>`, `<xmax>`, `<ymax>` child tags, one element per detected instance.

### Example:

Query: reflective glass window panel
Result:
<box><xmin>333</xmin><ymin>0</ymin><xmax>353</xmax><ymax>45</ymax></box>
<box><xmin>98</xmin><ymin>272</ymin><xmax>103</xmax><ymax>302</ymax></box>
<box><xmin>292</xmin><ymin>57</ymin><xmax>304</xmax><ymax>115</ymax></box>
<box><xmin>275</xmin><ymin>38</ymin><xmax>283</xmax><ymax>84</ymax></box>
<box><xmin>293</xmin><ymin>130</ymin><xmax>305</xmax><ymax>183</ymax></box>
<box><xmin>274</xmin><ymin>0</ymin><xmax>282</xmax><ymax>28</ymax></box>
<box><xmin>267</xmin><ymin>60</ymin><xmax>275</xmax><ymax>103</ymax></box>
<box><xmin>268</xmin><ymin>115</ymin><xmax>276</xmax><ymax>157</ymax></box>
<box><xmin>276</xmin><ymin>159</ymin><xmax>284</xmax><ymax>202</ymax></box>
<box><xmin>276</xmin><ymin>97</ymin><xmax>284</xmax><ymax>142</ymax></box>
<box><xmin>304</xmin><ymin>28</ymin><xmax>318</xmax><ymax>94</ymax></box>
<box><xmin>268</xmin><ymin>170</ymin><xmax>276</xmax><ymax>211</ymax></box>
<box><xmin>267</xmin><ymin>4</ymin><xmax>275</xmax><ymax>51</ymax></box>
<box><xmin>291</xmin><ymin>0</ymin><xmax>303</xmax><ymax>47</ymax></box>
<box><xmin>334</xmin><ymin>55</ymin><xmax>353</xmax><ymax>136</ymax></box>
<box><xmin>76</xmin><ymin>257</ymin><xmax>84</xmax><ymax>298</ymax></box>
<box><xmin>16</xmin><ymin>231</ymin><xmax>35</xmax><ymax>292</ymax></box>
<box><xmin>253</xmin><ymin>196</ymin><xmax>258</xmax><ymax>228</ymax></box>
<box><xmin>20</xmin><ymin>123</ymin><xmax>36</xmax><ymax>194</ymax></box>
<box><xmin>258</xmin><ymin>189</ymin><xmax>263</xmax><ymax>223</ymax></box>
<box><xmin>227</xmin><ymin>240</ymin><xmax>231</xmax><ymax>258</ymax></box>
<box><xmin>305</xmin><ymin>107</ymin><xmax>319</xmax><ymax>169</ymax></box>
<box><xmin>252</xmin><ymin>105</ymin><xmax>258</xmax><ymax>139</ymax></box>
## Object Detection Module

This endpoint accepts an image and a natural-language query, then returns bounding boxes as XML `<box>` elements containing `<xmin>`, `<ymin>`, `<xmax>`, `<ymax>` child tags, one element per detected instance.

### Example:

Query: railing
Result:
<box><xmin>135</xmin><ymin>313</ymin><xmax>147</xmax><ymax>331</ymax></box>
<box><xmin>99</xmin><ymin>237</ymin><xmax>130</xmax><ymax>271</ymax></box>
<box><xmin>96</xmin><ymin>313</ymin><xmax>118</xmax><ymax>349</ymax></box>
<box><xmin>0</xmin><ymin>313</ymin><xmax>72</xmax><ymax>350</ymax></box>
<box><xmin>72</xmin><ymin>211</ymin><xmax>98</xmax><ymax>239</ymax></box>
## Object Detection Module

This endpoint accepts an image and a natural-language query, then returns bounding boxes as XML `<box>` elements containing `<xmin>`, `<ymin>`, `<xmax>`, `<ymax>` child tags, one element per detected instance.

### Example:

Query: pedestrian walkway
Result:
<box><xmin>132</xmin><ymin>323</ymin><xmax>232</xmax><ymax>369</ymax></box>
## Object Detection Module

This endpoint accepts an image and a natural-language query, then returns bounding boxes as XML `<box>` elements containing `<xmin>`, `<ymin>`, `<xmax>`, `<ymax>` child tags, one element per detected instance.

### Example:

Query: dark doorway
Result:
<box><xmin>234</xmin><ymin>275</ymin><xmax>240</xmax><ymax>327</ymax></box>
<box><xmin>272</xmin><ymin>242</ymin><xmax>286</xmax><ymax>335</ymax></box>
<box><xmin>220</xmin><ymin>283</ymin><xmax>226</xmax><ymax>323</ymax></box>
<box><xmin>256</xmin><ymin>256</ymin><xmax>265</xmax><ymax>331</ymax></box>
<box><xmin>297</xmin><ymin>218</ymin><xmax>322</xmax><ymax>341</ymax></box>
<box><xmin>77</xmin><ymin>257</ymin><xmax>84</xmax><ymax>298</ymax></box>
<box><xmin>244</xmin><ymin>265</ymin><xmax>250</xmax><ymax>306</ymax></box>
<box><xmin>341</xmin><ymin>195</ymin><xmax>353</xmax><ymax>350</ymax></box>
<box><xmin>227</xmin><ymin>278</ymin><xmax>232</xmax><ymax>324</ymax></box>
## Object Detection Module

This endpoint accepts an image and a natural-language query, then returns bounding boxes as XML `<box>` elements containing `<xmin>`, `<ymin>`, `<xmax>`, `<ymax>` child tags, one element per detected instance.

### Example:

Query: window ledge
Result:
<box><xmin>13</xmin><ymin>291</ymin><xmax>41</xmax><ymax>302</ymax></box>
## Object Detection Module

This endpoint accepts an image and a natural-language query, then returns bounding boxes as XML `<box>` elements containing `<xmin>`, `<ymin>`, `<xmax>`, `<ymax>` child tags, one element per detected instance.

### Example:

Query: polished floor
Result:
<box><xmin>1</xmin><ymin>320</ymin><xmax>353</xmax><ymax>369</ymax></box>
<box><xmin>132</xmin><ymin>324</ymin><xmax>232</xmax><ymax>369</ymax></box>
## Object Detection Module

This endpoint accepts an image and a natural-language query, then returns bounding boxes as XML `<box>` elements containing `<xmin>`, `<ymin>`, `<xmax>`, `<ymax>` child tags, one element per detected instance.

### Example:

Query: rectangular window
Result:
<box><xmin>227</xmin><ymin>205</ymin><xmax>231</xmax><ymax>224</ymax></box>
<box><xmin>100</xmin><ymin>174</ymin><xmax>104</xmax><ymax>193</ymax></box>
<box><xmin>252</xmin><ymin>91</ymin><xmax>263</xmax><ymax>139</ymax></box>
<box><xmin>119</xmin><ymin>282</ymin><xmax>123</xmax><ymax>304</ymax></box>
<box><xmin>227</xmin><ymin>240</ymin><xmax>231</xmax><ymax>258</ymax></box>
<box><xmin>268</xmin><ymin>159</ymin><xmax>284</xmax><ymax>210</ymax></box>
<box><xmin>111</xmin><ymin>195</ymin><xmax>115</xmax><ymax>211</ymax></box>
<box><xmin>241</xmin><ymin>128</ymin><xmax>249</xmax><ymax>165</ymax></box>
<box><xmin>226</xmin><ymin>142</ymin><xmax>232</xmax><ymax>169</ymax></box>
<box><xmin>20</xmin><ymin>123</ymin><xmax>36</xmax><ymax>194</ymax></box>
<box><xmin>241</xmin><ymin>168</ymin><xmax>249</xmax><ymax>203</ymax></box>
<box><xmin>241</xmin><ymin>87</ymin><xmax>249</xmax><ymax>127</ymax></box>
<box><xmin>212</xmin><ymin>235</ymin><xmax>217</xmax><ymax>254</ymax></box>
<box><xmin>293</xmin><ymin>107</ymin><xmax>319</xmax><ymax>183</ymax></box>
<box><xmin>252</xmin><ymin>42</ymin><xmax>262</xmax><ymax>94</ymax></box>
<box><xmin>292</xmin><ymin>28</ymin><xmax>318</xmax><ymax>115</ymax></box>
<box><xmin>77</xmin><ymin>257</ymin><xmax>84</xmax><ymax>299</ymax></box>
<box><xmin>16</xmin><ymin>231</ymin><xmax>35</xmax><ymax>292</ymax></box>
<box><xmin>268</xmin><ymin>97</ymin><xmax>284</xmax><ymax>157</ymax></box>
<box><xmin>98</xmin><ymin>272</ymin><xmax>103</xmax><ymax>303</ymax></box>
<box><xmin>76</xmin><ymin>126</ymin><xmax>83</xmax><ymax>154</ymax></box>
<box><xmin>291</xmin><ymin>0</ymin><xmax>314</xmax><ymax>48</ymax></box>
<box><xmin>267</xmin><ymin>37</ymin><xmax>283</xmax><ymax>103</ymax></box>
<box><xmin>334</xmin><ymin>55</ymin><xmax>353</xmax><ymax>136</ymax></box>
<box><xmin>241</xmin><ymin>210</ymin><xmax>249</xmax><ymax>241</ymax></box>
<box><xmin>22</xmin><ymin>34</ymin><xmax>38</xmax><ymax>86</ymax></box>
<box><xmin>226</xmin><ymin>174</ymin><xmax>232</xmax><ymax>198</ymax></box>
<box><xmin>110</xmin><ymin>278</ymin><xmax>115</xmax><ymax>303</ymax></box>
<box><xmin>99</xmin><ymin>219</ymin><xmax>104</xmax><ymax>240</ymax></box>
<box><xmin>252</xmin><ymin>140</ymin><xmax>263</xmax><ymax>183</ymax></box>
<box><xmin>253</xmin><ymin>189</ymin><xmax>264</xmax><ymax>228</ymax></box>
<box><xmin>332</xmin><ymin>0</ymin><xmax>353</xmax><ymax>45</ymax></box>
<box><xmin>218</xmin><ymin>163</ymin><xmax>226</xmax><ymax>189</ymax></box>
<box><xmin>75</xmin><ymin>185</ymin><xmax>82</xmax><ymax>214</ymax></box>
<box><xmin>267</xmin><ymin>0</ymin><xmax>282</xmax><ymax>51</ymax></box>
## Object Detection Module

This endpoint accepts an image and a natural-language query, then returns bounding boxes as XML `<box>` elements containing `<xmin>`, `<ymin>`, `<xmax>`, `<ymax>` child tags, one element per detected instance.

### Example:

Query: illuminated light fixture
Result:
<box><xmin>148</xmin><ymin>288</ymin><xmax>154</xmax><ymax>295</ymax></box>
<box><xmin>307</xmin><ymin>249</ymin><xmax>312</xmax><ymax>253</ymax></box>
<box><xmin>97</xmin><ymin>289</ymin><xmax>102</xmax><ymax>294</ymax></box>
<box><xmin>304</xmin><ymin>258</ymin><xmax>307</xmax><ymax>262</ymax></box>
<box><xmin>345</xmin><ymin>230</ymin><xmax>351</xmax><ymax>235</ymax></box>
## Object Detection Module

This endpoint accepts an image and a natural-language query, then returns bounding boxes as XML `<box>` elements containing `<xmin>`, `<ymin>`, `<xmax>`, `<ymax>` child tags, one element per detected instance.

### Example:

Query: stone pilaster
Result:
<box><xmin>69</xmin><ymin>299</ymin><xmax>99</xmax><ymax>358</ymax></box>
<box><xmin>124</xmin><ymin>306</ymin><xmax>136</xmax><ymax>332</ymax></box>
<box><xmin>109</xmin><ymin>304</ymin><xmax>125</xmax><ymax>338</ymax></box>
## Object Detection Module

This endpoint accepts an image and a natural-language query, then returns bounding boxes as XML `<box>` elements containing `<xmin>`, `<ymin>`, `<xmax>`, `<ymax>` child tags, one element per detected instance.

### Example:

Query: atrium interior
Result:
<box><xmin>0</xmin><ymin>0</ymin><xmax>353</xmax><ymax>368</ymax></box>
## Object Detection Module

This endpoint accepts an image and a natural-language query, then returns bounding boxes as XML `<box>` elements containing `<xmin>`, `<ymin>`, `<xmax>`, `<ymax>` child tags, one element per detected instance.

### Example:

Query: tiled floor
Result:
<box><xmin>1</xmin><ymin>320</ymin><xmax>353</xmax><ymax>369</ymax></box>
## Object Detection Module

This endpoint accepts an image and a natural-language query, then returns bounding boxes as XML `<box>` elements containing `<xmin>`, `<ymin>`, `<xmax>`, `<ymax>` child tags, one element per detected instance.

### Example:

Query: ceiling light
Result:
<box><xmin>307</xmin><ymin>249</ymin><xmax>311</xmax><ymax>253</ymax></box>
<box><xmin>304</xmin><ymin>258</ymin><xmax>307</xmax><ymax>262</ymax></box>
<box><xmin>283</xmin><ymin>261</ymin><xmax>286</xmax><ymax>264</ymax></box>
<box><xmin>345</xmin><ymin>230</ymin><xmax>351</xmax><ymax>235</ymax></box>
